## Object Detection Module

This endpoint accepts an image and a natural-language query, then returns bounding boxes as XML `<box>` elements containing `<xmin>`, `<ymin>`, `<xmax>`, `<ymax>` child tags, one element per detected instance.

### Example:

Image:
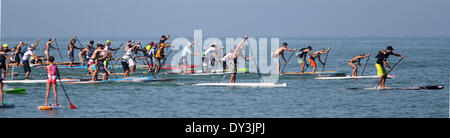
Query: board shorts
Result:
<box><xmin>121</xmin><ymin>60</ymin><xmax>130</xmax><ymax>72</ymax></box>
<box><xmin>88</xmin><ymin>59</ymin><xmax>96</xmax><ymax>70</ymax></box>
<box><xmin>68</xmin><ymin>51</ymin><xmax>74</xmax><ymax>62</ymax></box>
<box><xmin>22</xmin><ymin>60</ymin><xmax>31</xmax><ymax>72</ymax></box>
<box><xmin>47</xmin><ymin>75</ymin><xmax>57</xmax><ymax>84</ymax></box>
<box><xmin>297</xmin><ymin>58</ymin><xmax>305</xmax><ymax>64</ymax></box>
<box><xmin>308</xmin><ymin>58</ymin><xmax>317</xmax><ymax>67</ymax></box>
<box><xmin>375</xmin><ymin>63</ymin><xmax>387</xmax><ymax>76</ymax></box>
<box><xmin>128</xmin><ymin>58</ymin><xmax>135</xmax><ymax>68</ymax></box>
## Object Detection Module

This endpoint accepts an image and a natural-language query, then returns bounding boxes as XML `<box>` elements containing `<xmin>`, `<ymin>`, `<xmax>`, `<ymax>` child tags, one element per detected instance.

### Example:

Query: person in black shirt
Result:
<box><xmin>375</xmin><ymin>46</ymin><xmax>405</xmax><ymax>89</ymax></box>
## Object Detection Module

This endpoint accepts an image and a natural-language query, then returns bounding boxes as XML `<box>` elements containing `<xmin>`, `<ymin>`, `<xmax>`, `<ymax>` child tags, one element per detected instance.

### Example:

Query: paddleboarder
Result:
<box><xmin>13</xmin><ymin>41</ymin><xmax>26</xmax><ymax>66</ymax></box>
<box><xmin>0</xmin><ymin>44</ymin><xmax>13</xmax><ymax>79</ymax></box>
<box><xmin>45</xmin><ymin>56</ymin><xmax>60</xmax><ymax>106</ymax></box>
<box><xmin>68</xmin><ymin>36</ymin><xmax>83</xmax><ymax>67</ymax></box>
<box><xmin>296</xmin><ymin>46</ymin><xmax>312</xmax><ymax>73</ymax></box>
<box><xmin>90</xmin><ymin>43</ymin><xmax>110</xmax><ymax>81</ymax></box>
<box><xmin>180</xmin><ymin>41</ymin><xmax>200</xmax><ymax>74</ymax></box>
<box><xmin>305</xmin><ymin>47</ymin><xmax>329</xmax><ymax>73</ymax></box>
<box><xmin>121</xmin><ymin>41</ymin><xmax>140</xmax><ymax>78</ymax></box>
<box><xmin>272</xmin><ymin>42</ymin><xmax>296</xmax><ymax>75</ymax></box>
<box><xmin>375</xmin><ymin>46</ymin><xmax>405</xmax><ymax>89</ymax></box>
<box><xmin>79</xmin><ymin>40</ymin><xmax>94</xmax><ymax>66</ymax></box>
<box><xmin>155</xmin><ymin>34</ymin><xmax>172</xmax><ymax>73</ymax></box>
<box><xmin>230</xmin><ymin>36</ymin><xmax>248</xmax><ymax>83</ymax></box>
<box><xmin>22</xmin><ymin>38</ymin><xmax>41</xmax><ymax>80</ymax></box>
<box><xmin>44</xmin><ymin>38</ymin><xmax>58</xmax><ymax>62</ymax></box>
<box><xmin>348</xmin><ymin>53</ymin><xmax>371</xmax><ymax>77</ymax></box>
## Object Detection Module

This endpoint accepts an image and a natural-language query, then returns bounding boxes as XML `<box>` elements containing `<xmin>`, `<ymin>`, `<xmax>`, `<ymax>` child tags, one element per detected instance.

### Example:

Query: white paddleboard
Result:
<box><xmin>194</xmin><ymin>83</ymin><xmax>287</xmax><ymax>87</ymax></box>
<box><xmin>315</xmin><ymin>75</ymin><xmax>395</xmax><ymax>80</ymax></box>
<box><xmin>3</xmin><ymin>79</ymin><xmax>80</xmax><ymax>84</ymax></box>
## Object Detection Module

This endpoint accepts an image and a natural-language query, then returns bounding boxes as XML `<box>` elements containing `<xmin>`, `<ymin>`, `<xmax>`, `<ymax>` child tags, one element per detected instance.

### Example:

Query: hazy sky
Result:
<box><xmin>1</xmin><ymin>0</ymin><xmax>450</xmax><ymax>39</ymax></box>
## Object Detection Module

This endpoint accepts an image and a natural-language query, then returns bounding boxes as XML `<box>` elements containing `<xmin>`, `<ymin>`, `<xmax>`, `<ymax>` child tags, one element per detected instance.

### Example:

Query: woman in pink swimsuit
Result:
<box><xmin>46</xmin><ymin>56</ymin><xmax>60</xmax><ymax>106</ymax></box>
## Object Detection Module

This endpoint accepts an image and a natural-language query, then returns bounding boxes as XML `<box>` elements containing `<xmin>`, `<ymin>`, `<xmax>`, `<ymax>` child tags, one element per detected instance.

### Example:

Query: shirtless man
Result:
<box><xmin>272</xmin><ymin>42</ymin><xmax>296</xmax><ymax>75</ymax></box>
<box><xmin>68</xmin><ymin>36</ymin><xmax>83</xmax><ymax>67</ymax></box>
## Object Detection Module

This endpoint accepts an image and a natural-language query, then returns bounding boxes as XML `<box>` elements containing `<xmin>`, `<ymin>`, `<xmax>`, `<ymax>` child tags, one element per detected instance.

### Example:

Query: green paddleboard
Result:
<box><xmin>5</xmin><ymin>88</ymin><xmax>26</xmax><ymax>94</ymax></box>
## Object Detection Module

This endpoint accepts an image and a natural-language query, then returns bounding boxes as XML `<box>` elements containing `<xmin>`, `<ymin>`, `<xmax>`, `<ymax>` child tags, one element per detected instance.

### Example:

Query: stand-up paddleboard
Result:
<box><xmin>194</xmin><ymin>82</ymin><xmax>287</xmax><ymax>87</ymax></box>
<box><xmin>140</xmin><ymin>79</ymin><xmax>177</xmax><ymax>82</ymax></box>
<box><xmin>65</xmin><ymin>77</ymin><xmax>167</xmax><ymax>83</ymax></box>
<box><xmin>283</xmin><ymin>71</ymin><xmax>346</xmax><ymax>76</ymax></box>
<box><xmin>0</xmin><ymin>103</ymin><xmax>15</xmax><ymax>108</ymax></box>
<box><xmin>38</xmin><ymin>104</ymin><xmax>62</xmax><ymax>110</ymax></box>
<box><xmin>5</xmin><ymin>88</ymin><xmax>26</xmax><ymax>94</ymax></box>
<box><xmin>315</xmin><ymin>75</ymin><xmax>395</xmax><ymax>80</ymax></box>
<box><xmin>6</xmin><ymin>73</ymin><xmax>18</xmax><ymax>76</ymax></box>
<box><xmin>3</xmin><ymin>79</ymin><xmax>80</xmax><ymax>84</ymax></box>
<box><xmin>347</xmin><ymin>85</ymin><xmax>444</xmax><ymax>90</ymax></box>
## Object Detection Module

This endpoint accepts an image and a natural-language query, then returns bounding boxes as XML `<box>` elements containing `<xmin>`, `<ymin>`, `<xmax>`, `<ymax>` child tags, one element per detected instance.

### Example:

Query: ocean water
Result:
<box><xmin>0</xmin><ymin>37</ymin><xmax>449</xmax><ymax>118</ymax></box>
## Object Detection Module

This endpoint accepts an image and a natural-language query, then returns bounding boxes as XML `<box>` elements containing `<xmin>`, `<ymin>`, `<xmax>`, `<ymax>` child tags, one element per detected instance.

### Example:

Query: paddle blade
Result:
<box><xmin>70</xmin><ymin>103</ymin><xmax>77</xmax><ymax>109</ymax></box>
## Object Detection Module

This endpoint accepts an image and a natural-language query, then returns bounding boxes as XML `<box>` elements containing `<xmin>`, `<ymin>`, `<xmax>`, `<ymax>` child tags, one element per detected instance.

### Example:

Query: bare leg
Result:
<box><xmin>46</xmin><ymin>82</ymin><xmax>50</xmax><ymax>106</ymax></box>
<box><xmin>230</xmin><ymin>74</ymin><xmax>236</xmax><ymax>83</ymax></box>
<box><xmin>1</xmin><ymin>83</ymin><xmax>3</xmax><ymax>105</ymax></box>
<box><xmin>53</xmin><ymin>83</ymin><xmax>58</xmax><ymax>106</ymax></box>
<box><xmin>277</xmin><ymin>62</ymin><xmax>281</xmax><ymax>74</ymax></box>
<box><xmin>312</xmin><ymin>67</ymin><xmax>316</xmax><ymax>73</ymax></box>
<box><xmin>300</xmin><ymin>63</ymin><xmax>305</xmax><ymax>73</ymax></box>
<box><xmin>349</xmin><ymin>62</ymin><xmax>357</xmax><ymax>77</ymax></box>
<box><xmin>25</xmin><ymin>71</ymin><xmax>30</xmax><ymax>80</ymax></box>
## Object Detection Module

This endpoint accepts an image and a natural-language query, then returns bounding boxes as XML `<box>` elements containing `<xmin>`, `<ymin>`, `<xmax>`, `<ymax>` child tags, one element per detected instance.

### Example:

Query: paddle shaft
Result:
<box><xmin>247</xmin><ymin>40</ymin><xmax>264</xmax><ymax>82</ymax></box>
<box><xmin>58</xmin><ymin>77</ymin><xmax>76</xmax><ymax>109</ymax></box>
<box><xmin>375</xmin><ymin>58</ymin><xmax>403</xmax><ymax>90</ymax></box>
<box><xmin>54</xmin><ymin>37</ymin><xmax>64</xmax><ymax>63</ymax></box>
<box><xmin>321</xmin><ymin>49</ymin><xmax>330</xmax><ymax>72</ymax></box>
<box><xmin>108</xmin><ymin>44</ymin><xmax>124</xmax><ymax>79</ymax></box>
<box><xmin>360</xmin><ymin>54</ymin><xmax>370</xmax><ymax>76</ymax></box>
<box><xmin>281</xmin><ymin>50</ymin><xmax>296</xmax><ymax>73</ymax></box>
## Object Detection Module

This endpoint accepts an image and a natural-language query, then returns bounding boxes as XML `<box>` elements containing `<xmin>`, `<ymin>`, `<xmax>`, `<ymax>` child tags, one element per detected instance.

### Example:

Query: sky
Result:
<box><xmin>1</xmin><ymin>0</ymin><xmax>450</xmax><ymax>39</ymax></box>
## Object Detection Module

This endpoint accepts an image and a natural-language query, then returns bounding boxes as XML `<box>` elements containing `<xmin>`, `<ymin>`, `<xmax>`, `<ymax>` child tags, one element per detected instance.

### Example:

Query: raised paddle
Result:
<box><xmin>321</xmin><ymin>47</ymin><xmax>331</xmax><ymax>72</ymax></box>
<box><xmin>58</xmin><ymin>77</ymin><xmax>76</xmax><ymax>109</ymax></box>
<box><xmin>53</xmin><ymin>37</ymin><xmax>64</xmax><ymax>63</ymax></box>
<box><xmin>281</xmin><ymin>50</ymin><xmax>296</xmax><ymax>73</ymax></box>
<box><xmin>360</xmin><ymin>53</ymin><xmax>371</xmax><ymax>76</ymax></box>
<box><xmin>247</xmin><ymin>38</ymin><xmax>264</xmax><ymax>82</ymax></box>
<box><xmin>375</xmin><ymin>57</ymin><xmax>404</xmax><ymax>90</ymax></box>
<box><xmin>108</xmin><ymin>43</ymin><xmax>124</xmax><ymax>79</ymax></box>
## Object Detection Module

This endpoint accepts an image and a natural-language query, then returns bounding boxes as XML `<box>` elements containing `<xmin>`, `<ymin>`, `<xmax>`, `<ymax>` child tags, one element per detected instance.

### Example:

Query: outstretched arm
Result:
<box><xmin>32</xmin><ymin>38</ymin><xmax>41</xmax><ymax>49</ymax></box>
<box><xmin>391</xmin><ymin>52</ymin><xmax>405</xmax><ymax>58</ymax></box>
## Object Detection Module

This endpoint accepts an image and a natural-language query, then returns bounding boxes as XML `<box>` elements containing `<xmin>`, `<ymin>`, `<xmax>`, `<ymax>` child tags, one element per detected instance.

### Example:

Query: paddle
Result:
<box><xmin>281</xmin><ymin>50</ymin><xmax>296</xmax><ymax>73</ymax></box>
<box><xmin>321</xmin><ymin>47</ymin><xmax>331</xmax><ymax>72</ymax></box>
<box><xmin>375</xmin><ymin>57</ymin><xmax>403</xmax><ymax>90</ymax></box>
<box><xmin>360</xmin><ymin>53</ymin><xmax>370</xmax><ymax>76</ymax></box>
<box><xmin>247</xmin><ymin>39</ymin><xmax>264</xmax><ymax>82</ymax></box>
<box><xmin>108</xmin><ymin>43</ymin><xmax>124</xmax><ymax>79</ymax></box>
<box><xmin>58</xmin><ymin>77</ymin><xmax>76</xmax><ymax>109</ymax></box>
<box><xmin>54</xmin><ymin>37</ymin><xmax>64</xmax><ymax>63</ymax></box>
<box><xmin>162</xmin><ymin>47</ymin><xmax>173</xmax><ymax>69</ymax></box>
<box><xmin>74</xmin><ymin>35</ymin><xmax>84</xmax><ymax>49</ymax></box>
